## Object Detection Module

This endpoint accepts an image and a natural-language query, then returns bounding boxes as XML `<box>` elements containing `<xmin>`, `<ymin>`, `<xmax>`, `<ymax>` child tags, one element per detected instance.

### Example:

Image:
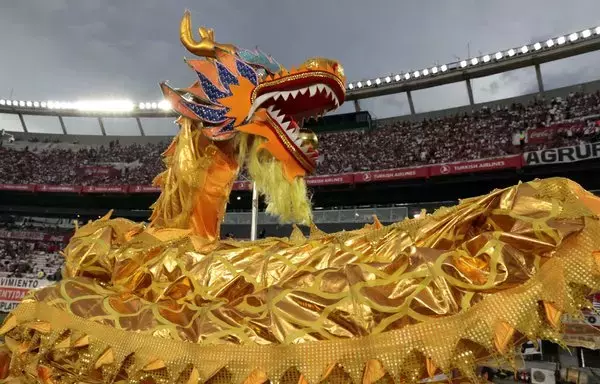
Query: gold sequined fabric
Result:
<box><xmin>1</xmin><ymin>177</ymin><xmax>600</xmax><ymax>383</ymax></box>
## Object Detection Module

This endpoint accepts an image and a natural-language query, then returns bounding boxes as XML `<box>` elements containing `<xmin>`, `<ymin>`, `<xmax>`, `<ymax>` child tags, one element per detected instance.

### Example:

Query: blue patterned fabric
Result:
<box><xmin>182</xmin><ymin>101</ymin><xmax>229</xmax><ymax>123</ymax></box>
<box><xmin>195</xmin><ymin>71</ymin><xmax>231</xmax><ymax>103</ymax></box>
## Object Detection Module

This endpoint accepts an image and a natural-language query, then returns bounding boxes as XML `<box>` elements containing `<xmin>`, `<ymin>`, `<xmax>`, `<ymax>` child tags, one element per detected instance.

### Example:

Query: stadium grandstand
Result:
<box><xmin>3</xmin><ymin>23</ymin><xmax>600</xmax><ymax>352</ymax></box>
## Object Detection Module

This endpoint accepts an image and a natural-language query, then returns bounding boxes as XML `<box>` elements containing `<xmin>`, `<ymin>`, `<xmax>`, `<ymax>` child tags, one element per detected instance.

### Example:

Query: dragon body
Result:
<box><xmin>1</xmin><ymin>11</ymin><xmax>600</xmax><ymax>384</ymax></box>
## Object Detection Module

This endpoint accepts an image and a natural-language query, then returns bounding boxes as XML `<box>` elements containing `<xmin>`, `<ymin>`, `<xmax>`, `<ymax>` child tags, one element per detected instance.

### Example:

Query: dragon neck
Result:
<box><xmin>149</xmin><ymin>118</ymin><xmax>239</xmax><ymax>242</ymax></box>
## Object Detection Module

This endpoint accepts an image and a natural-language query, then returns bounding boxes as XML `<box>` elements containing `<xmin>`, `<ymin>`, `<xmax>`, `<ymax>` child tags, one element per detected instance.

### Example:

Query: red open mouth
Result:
<box><xmin>248</xmin><ymin>72</ymin><xmax>345</xmax><ymax>129</ymax></box>
<box><xmin>245</xmin><ymin>71</ymin><xmax>345</xmax><ymax>171</ymax></box>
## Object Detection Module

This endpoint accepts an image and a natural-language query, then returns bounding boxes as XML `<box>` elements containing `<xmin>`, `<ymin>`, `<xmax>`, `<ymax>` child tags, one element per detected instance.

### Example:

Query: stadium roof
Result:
<box><xmin>0</xmin><ymin>25</ymin><xmax>599</xmax><ymax>121</ymax></box>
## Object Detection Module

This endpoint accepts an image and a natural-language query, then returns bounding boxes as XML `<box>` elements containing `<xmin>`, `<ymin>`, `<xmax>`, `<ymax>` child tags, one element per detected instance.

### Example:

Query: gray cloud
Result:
<box><xmin>1</xmin><ymin>0</ymin><xmax>600</xmax><ymax>125</ymax></box>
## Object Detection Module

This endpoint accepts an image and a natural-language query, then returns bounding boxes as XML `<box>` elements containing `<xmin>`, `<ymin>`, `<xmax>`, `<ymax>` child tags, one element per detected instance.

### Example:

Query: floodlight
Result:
<box><xmin>460</xmin><ymin>60</ymin><xmax>467</xmax><ymax>68</ymax></box>
<box><xmin>33</xmin><ymin>101</ymin><xmax>39</xmax><ymax>108</ymax></box>
<box><xmin>557</xmin><ymin>36</ymin><xmax>566</xmax><ymax>45</ymax></box>
<box><xmin>150</xmin><ymin>102</ymin><xmax>158</xmax><ymax>109</ymax></box>
<box><xmin>533</xmin><ymin>42</ymin><xmax>542</xmax><ymax>50</ymax></box>
<box><xmin>356</xmin><ymin>81</ymin><xmax>362</xmax><ymax>88</ymax></box>
<box><xmin>375</xmin><ymin>78</ymin><xmax>381</xmax><ymax>85</ymax></box>
<box><xmin>507</xmin><ymin>49</ymin><xmax>516</xmax><ymax>57</ymax></box>
<box><xmin>482</xmin><ymin>55</ymin><xmax>491</xmax><ymax>63</ymax></box>
<box><xmin>0</xmin><ymin>100</ymin><xmax>4</xmax><ymax>106</ymax></box>
<box><xmin>470</xmin><ymin>58</ymin><xmax>478</xmax><ymax>65</ymax></box>
<box><xmin>12</xmin><ymin>100</ymin><xmax>18</xmax><ymax>107</ymax></box>
<box><xmin>139</xmin><ymin>102</ymin><xmax>146</xmax><ymax>109</ymax></box>
<box><xmin>495</xmin><ymin>52</ymin><xmax>503</xmax><ymax>60</ymax></box>
<box><xmin>546</xmin><ymin>39</ymin><xmax>554</xmax><ymax>48</ymax></box>
<box><xmin>582</xmin><ymin>29</ymin><xmax>592</xmax><ymax>38</ymax></box>
<box><xmin>144</xmin><ymin>102</ymin><xmax>152</xmax><ymax>109</ymax></box>
<box><xmin>26</xmin><ymin>101</ymin><xmax>32</xmax><ymax>107</ymax></box>
<box><xmin>394</xmin><ymin>74</ymin><xmax>401</xmax><ymax>81</ymax></box>
<box><xmin>41</xmin><ymin>102</ymin><xmax>47</xmax><ymax>108</ymax></box>
<box><xmin>365</xmin><ymin>80</ymin><xmax>372</xmax><ymax>86</ymax></box>
<box><xmin>5</xmin><ymin>101</ymin><xmax>11</xmax><ymax>106</ymax></box>
<box><xmin>412</xmin><ymin>71</ymin><xmax>420</xmax><ymax>78</ymax></box>
<box><xmin>404</xmin><ymin>73</ymin><xmax>411</xmax><ymax>80</ymax></box>
<box><xmin>75</xmin><ymin>100</ymin><xmax>135</xmax><ymax>112</ymax></box>
<box><xmin>158</xmin><ymin>100</ymin><xmax>172</xmax><ymax>111</ymax></box>
<box><xmin>440</xmin><ymin>64</ymin><xmax>448</xmax><ymax>72</ymax></box>
<box><xmin>520</xmin><ymin>45</ymin><xmax>528</xmax><ymax>54</ymax></box>
<box><xmin>569</xmin><ymin>33</ymin><xmax>578</xmax><ymax>42</ymax></box>
<box><xmin>595</xmin><ymin>26</ymin><xmax>600</xmax><ymax>35</ymax></box>
<box><xmin>422</xmin><ymin>68</ymin><xmax>429</xmax><ymax>76</ymax></box>
<box><xmin>431</xmin><ymin>66</ymin><xmax>438</xmax><ymax>74</ymax></box>
<box><xmin>347</xmin><ymin>83</ymin><xmax>353</xmax><ymax>90</ymax></box>
<box><xmin>385</xmin><ymin>76</ymin><xmax>391</xmax><ymax>83</ymax></box>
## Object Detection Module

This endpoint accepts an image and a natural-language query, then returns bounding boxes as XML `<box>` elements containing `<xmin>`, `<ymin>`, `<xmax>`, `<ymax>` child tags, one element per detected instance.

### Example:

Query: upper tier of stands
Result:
<box><xmin>1</xmin><ymin>81</ymin><xmax>600</xmax><ymax>185</ymax></box>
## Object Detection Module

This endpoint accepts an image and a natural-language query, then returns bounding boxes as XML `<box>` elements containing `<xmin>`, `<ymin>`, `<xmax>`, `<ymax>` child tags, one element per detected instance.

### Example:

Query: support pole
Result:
<box><xmin>353</xmin><ymin>99</ymin><xmax>361</xmax><ymax>112</ymax></box>
<box><xmin>535</xmin><ymin>63</ymin><xmax>544</xmax><ymax>93</ymax></box>
<box><xmin>465</xmin><ymin>79</ymin><xmax>475</xmax><ymax>106</ymax></box>
<box><xmin>17</xmin><ymin>113</ymin><xmax>28</xmax><ymax>133</ymax></box>
<box><xmin>58</xmin><ymin>116</ymin><xmax>67</xmax><ymax>134</ymax></box>
<box><xmin>250</xmin><ymin>182</ymin><xmax>258</xmax><ymax>241</ymax></box>
<box><xmin>97</xmin><ymin>117</ymin><xmax>106</xmax><ymax>136</ymax></box>
<box><xmin>135</xmin><ymin>117</ymin><xmax>146</xmax><ymax>136</ymax></box>
<box><xmin>406</xmin><ymin>91</ymin><xmax>416</xmax><ymax>115</ymax></box>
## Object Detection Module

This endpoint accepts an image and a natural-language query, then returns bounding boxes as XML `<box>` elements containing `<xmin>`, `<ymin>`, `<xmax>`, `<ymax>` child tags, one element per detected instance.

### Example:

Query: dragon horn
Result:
<box><xmin>179</xmin><ymin>10</ymin><xmax>237</xmax><ymax>58</ymax></box>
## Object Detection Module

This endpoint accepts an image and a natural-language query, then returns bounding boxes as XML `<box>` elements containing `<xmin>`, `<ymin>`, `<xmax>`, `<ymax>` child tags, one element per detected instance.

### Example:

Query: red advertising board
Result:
<box><xmin>77</xmin><ymin>166</ymin><xmax>121</xmax><ymax>177</ymax></box>
<box><xmin>0</xmin><ymin>229</ymin><xmax>70</xmax><ymax>243</ymax></box>
<box><xmin>0</xmin><ymin>184</ymin><xmax>35</xmax><ymax>192</ymax></box>
<box><xmin>36</xmin><ymin>184</ymin><xmax>82</xmax><ymax>193</ymax></box>
<box><xmin>429</xmin><ymin>155</ymin><xmax>522</xmax><ymax>176</ymax></box>
<box><xmin>128</xmin><ymin>185</ymin><xmax>161</xmax><ymax>193</ymax></box>
<box><xmin>0</xmin><ymin>155</ymin><xmax>525</xmax><ymax>194</ymax></box>
<box><xmin>232</xmin><ymin>181</ymin><xmax>252</xmax><ymax>191</ymax></box>
<box><xmin>527</xmin><ymin>122</ymin><xmax>586</xmax><ymax>144</ymax></box>
<box><xmin>354</xmin><ymin>166</ymin><xmax>429</xmax><ymax>183</ymax></box>
<box><xmin>306</xmin><ymin>174</ymin><xmax>354</xmax><ymax>186</ymax></box>
<box><xmin>81</xmin><ymin>185</ymin><xmax>128</xmax><ymax>194</ymax></box>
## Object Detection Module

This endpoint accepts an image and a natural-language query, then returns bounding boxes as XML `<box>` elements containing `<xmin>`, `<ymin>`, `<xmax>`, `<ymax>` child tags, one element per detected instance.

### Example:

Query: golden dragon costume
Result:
<box><xmin>2</xmin><ymin>11</ymin><xmax>600</xmax><ymax>384</ymax></box>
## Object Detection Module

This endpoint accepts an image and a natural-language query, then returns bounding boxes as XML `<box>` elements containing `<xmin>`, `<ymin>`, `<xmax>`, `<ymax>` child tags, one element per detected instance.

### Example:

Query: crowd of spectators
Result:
<box><xmin>0</xmin><ymin>217</ymin><xmax>70</xmax><ymax>280</ymax></box>
<box><xmin>0</xmin><ymin>238</ymin><xmax>63</xmax><ymax>280</ymax></box>
<box><xmin>0</xmin><ymin>91</ymin><xmax>599</xmax><ymax>185</ymax></box>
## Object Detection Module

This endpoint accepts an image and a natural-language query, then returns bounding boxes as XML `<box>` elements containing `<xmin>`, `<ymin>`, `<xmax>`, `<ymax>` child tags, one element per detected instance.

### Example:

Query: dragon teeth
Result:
<box><xmin>309</xmin><ymin>85</ymin><xmax>318</xmax><ymax>97</ymax></box>
<box><xmin>290</xmin><ymin>90</ymin><xmax>299</xmax><ymax>98</ymax></box>
<box><xmin>281</xmin><ymin>121</ymin><xmax>290</xmax><ymax>130</ymax></box>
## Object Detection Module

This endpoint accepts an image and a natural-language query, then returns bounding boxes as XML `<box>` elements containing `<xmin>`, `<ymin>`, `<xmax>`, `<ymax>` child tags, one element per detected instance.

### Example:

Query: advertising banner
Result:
<box><xmin>0</xmin><ymin>184</ymin><xmax>36</xmax><ymax>192</ymax></box>
<box><xmin>81</xmin><ymin>185</ymin><xmax>128</xmax><ymax>194</ymax></box>
<box><xmin>0</xmin><ymin>277</ymin><xmax>50</xmax><ymax>312</ymax></box>
<box><xmin>527</xmin><ymin>122</ymin><xmax>587</xmax><ymax>144</ymax></box>
<box><xmin>429</xmin><ymin>155</ymin><xmax>522</xmax><ymax>176</ymax></box>
<box><xmin>523</xmin><ymin>142</ymin><xmax>600</xmax><ymax>166</ymax></box>
<box><xmin>232</xmin><ymin>181</ymin><xmax>252</xmax><ymax>191</ymax></box>
<box><xmin>306</xmin><ymin>174</ymin><xmax>354</xmax><ymax>186</ymax></box>
<box><xmin>36</xmin><ymin>184</ymin><xmax>82</xmax><ymax>193</ymax></box>
<box><xmin>77</xmin><ymin>166</ymin><xmax>121</xmax><ymax>177</ymax></box>
<box><xmin>128</xmin><ymin>185</ymin><xmax>161</xmax><ymax>193</ymax></box>
<box><xmin>0</xmin><ymin>229</ymin><xmax>70</xmax><ymax>243</ymax></box>
<box><xmin>354</xmin><ymin>167</ymin><xmax>429</xmax><ymax>183</ymax></box>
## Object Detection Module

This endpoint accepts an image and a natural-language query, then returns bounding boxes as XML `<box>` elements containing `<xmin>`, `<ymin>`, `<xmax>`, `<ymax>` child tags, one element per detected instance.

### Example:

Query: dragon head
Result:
<box><xmin>160</xmin><ymin>11</ymin><xmax>346</xmax><ymax>224</ymax></box>
<box><xmin>161</xmin><ymin>11</ymin><xmax>346</xmax><ymax>178</ymax></box>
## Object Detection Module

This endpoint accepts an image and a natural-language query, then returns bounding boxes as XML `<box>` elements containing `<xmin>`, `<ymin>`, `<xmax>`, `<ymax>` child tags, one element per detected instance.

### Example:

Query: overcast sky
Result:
<box><xmin>2</xmin><ymin>0</ymin><xmax>600</xmax><ymax>134</ymax></box>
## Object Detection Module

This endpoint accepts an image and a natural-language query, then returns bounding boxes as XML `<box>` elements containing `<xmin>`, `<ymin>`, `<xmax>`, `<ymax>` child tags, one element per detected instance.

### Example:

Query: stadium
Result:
<box><xmin>2</xmin><ymin>11</ymin><xmax>600</xmax><ymax>383</ymax></box>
